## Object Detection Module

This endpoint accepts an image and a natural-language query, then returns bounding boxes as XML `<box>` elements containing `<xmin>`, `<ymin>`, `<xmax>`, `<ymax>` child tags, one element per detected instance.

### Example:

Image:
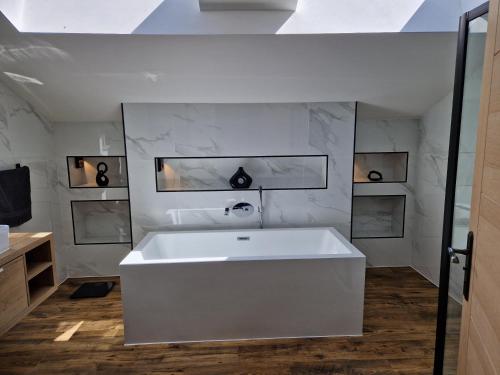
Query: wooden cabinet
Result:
<box><xmin>0</xmin><ymin>257</ymin><xmax>28</xmax><ymax>334</ymax></box>
<box><xmin>0</xmin><ymin>233</ymin><xmax>57</xmax><ymax>336</ymax></box>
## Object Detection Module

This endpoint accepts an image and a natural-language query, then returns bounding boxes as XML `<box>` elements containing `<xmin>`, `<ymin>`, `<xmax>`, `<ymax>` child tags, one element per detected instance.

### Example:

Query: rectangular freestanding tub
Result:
<box><xmin>120</xmin><ymin>227</ymin><xmax>366</xmax><ymax>345</ymax></box>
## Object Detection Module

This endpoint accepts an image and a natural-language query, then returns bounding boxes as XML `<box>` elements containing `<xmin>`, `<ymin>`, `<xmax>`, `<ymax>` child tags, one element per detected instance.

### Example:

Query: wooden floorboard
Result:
<box><xmin>0</xmin><ymin>267</ymin><xmax>438</xmax><ymax>374</ymax></box>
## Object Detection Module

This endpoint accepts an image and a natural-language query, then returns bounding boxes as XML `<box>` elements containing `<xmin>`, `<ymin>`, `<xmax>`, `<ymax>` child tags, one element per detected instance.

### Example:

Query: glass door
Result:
<box><xmin>434</xmin><ymin>3</ymin><xmax>488</xmax><ymax>375</ymax></box>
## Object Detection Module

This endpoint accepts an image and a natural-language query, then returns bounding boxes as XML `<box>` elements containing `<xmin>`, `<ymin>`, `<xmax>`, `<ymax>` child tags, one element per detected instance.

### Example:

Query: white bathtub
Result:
<box><xmin>120</xmin><ymin>227</ymin><xmax>366</xmax><ymax>345</ymax></box>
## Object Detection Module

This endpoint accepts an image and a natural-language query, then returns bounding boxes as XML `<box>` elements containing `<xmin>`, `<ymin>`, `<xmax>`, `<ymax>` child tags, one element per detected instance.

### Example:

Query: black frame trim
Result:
<box><xmin>66</xmin><ymin>155</ymin><xmax>128</xmax><ymax>189</ymax></box>
<box><xmin>353</xmin><ymin>151</ymin><xmax>409</xmax><ymax>184</ymax></box>
<box><xmin>433</xmin><ymin>2</ymin><xmax>489</xmax><ymax>374</ymax></box>
<box><xmin>350</xmin><ymin>102</ymin><xmax>358</xmax><ymax>242</ymax></box>
<box><xmin>351</xmin><ymin>194</ymin><xmax>406</xmax><ymax>239</ymax></box>
<box><xmin>154</xmin><ymin>154</ymin><xmax>329</xmax><ymax>192</ymax></box>
<box><xmin>121</xmin><ymin>103</ymin><xmax>134</xmax><ymax>248</ymax></box>
<box><xmin>70</xmin><ymin>199</ymin><xmax>132</xmax><ymax>246</ymax></box>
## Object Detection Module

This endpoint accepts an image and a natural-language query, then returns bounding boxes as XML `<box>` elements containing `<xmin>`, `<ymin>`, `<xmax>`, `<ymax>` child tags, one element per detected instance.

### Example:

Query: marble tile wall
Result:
<box><xmin>0</xmin><ymin>80</ymin><xmax>64</xmax><ymax>278</ymax></box>
<box><xmin>0</xmin><ymin>81</ymin><xmax>56</xmax><ymax>230</ymax></box>
<box><xmin>123</xmin><ymin>103</ymin><xmax>356</xmax><ymax>245</ymax></box>
<box><xmin>1</xmin><ymin>80</ymin><xmax>132</xmax><ymax>278</ymax></box>
<box><xmin>52</xmin><ymin>121</ymin><xmax>130</xmax><ymax>277</ymax></box>
<box><xmin>353</xmin><ymin>118</ymin><xmax>419</xmax><ymax>267</ymax></box>
<box><xmin>412</xmin><ymin>92</ymin><xmax>453</xmax><ymax>289</ymax></box>
<box><xmin>0</xmin><ymin>75</ymin><xmax>457</xmax><ymax>281</ymax></box>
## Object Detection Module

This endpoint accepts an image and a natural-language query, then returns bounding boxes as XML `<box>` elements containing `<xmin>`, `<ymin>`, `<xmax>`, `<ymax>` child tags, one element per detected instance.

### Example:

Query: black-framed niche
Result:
<box><xmin>70</xmin><ymin>200</ymin><xmax>132</xmax><ymax>245</ymax></box>
<box><xmin>154</xmin><ymin>155</ymin><xmax>329</xmax><ymax>192</ymax></box>
<box><xmin>67</xmin><ymin>156</ymin><xmax>128</xmax><ymax>188</ymax></box>
<box><xmin>351</xmin><ymin>194</ymin><xmax>406</xmax><ymax>239</ymax></box>
<box><xmin>353</xmin><ymin>152</ymin><xmax>409</xmax><ymax>184</ymax></box>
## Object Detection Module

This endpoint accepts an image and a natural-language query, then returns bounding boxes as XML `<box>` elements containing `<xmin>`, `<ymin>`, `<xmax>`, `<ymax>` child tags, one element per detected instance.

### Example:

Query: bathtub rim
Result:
<box><xmin>120</xmin><ymin>227</ymin><xmax>365</xmax><ymax>265</ymax></box>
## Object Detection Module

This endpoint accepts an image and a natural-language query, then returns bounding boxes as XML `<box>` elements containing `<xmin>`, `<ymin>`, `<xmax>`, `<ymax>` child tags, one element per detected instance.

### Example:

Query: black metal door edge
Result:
<box><xmin>433</xmin><ymin>3</ymin><xmax>489</xmax><ymax>374</ymax></box>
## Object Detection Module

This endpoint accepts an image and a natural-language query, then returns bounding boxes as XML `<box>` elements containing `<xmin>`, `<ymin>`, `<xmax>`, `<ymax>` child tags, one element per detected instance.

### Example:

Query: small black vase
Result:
<box><xmin>230</xmin><ymin>167</ymin><xmax>253</xmax><ymax>189</ymax></box>
<box><xmin>96</xmin><ymin>162</ymin><xmax>110</xmax><ymax>187</ymax></box>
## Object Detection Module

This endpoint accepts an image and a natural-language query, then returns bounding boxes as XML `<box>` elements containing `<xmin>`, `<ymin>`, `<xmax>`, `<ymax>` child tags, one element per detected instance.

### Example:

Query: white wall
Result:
<box><xmin>5</xmin><ymin>0</ymin><xmax>468</xmax><ymax>34</ymax></box>
<box><xmin>0</xmin><ymin>79</ymin><xmax>65</xmax><ymax>278</ymax></box>
<box><xmin>0</xmin><ymin>79</ymin><xmax>134</xmax><ymax>278</ymax></box>
<box><xmin>353</xmin><ymin>118</ymin><xmax>419</xmax><ymax>267</ymax></box>
<box><xmin>52</xmin><ymin>122</ymin><xmax>131</xmax><ymax>277</ymax></box>
<box><xmin>412</xmin><ymin>92</ymin><xmax>453</xmax><ymax>286</ymax></box>
<box><xmin>123</xmin><ymin>102</ymin><xmax>355</xmax><ymax>244</ymax></box>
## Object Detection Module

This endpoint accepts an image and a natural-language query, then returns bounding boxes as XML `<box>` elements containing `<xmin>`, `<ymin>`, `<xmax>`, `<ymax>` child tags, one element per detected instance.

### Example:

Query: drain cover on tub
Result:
<box><xmin>70</xmin><ymin>282</ymin><xmax>115</xmax><ymax>299</ymax></box>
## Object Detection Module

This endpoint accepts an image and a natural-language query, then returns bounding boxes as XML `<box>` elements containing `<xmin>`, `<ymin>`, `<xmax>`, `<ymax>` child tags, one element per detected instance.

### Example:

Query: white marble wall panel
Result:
<box><xmin>353</xmin><ymin>118</ymin><xmax>419</xmax><ymax>267</ymax></box>
<box><xmin>53</xmin><ymin>121</ymin><xmax>130</xmax><ymax>277</ymax></box>
<box><xmin>123</xmin><ymin>103</ymin><xmax>355</xmax><ymax>245</ymax></box>
<box><xmin>0</xmin><ymin>81</ymin><xmax>64</xmax><ymax>277</ymax></box>
<box><xmin>412</xmin><ymin>92</ymin><xmax>453</xmax><ymax>288</ymax></box>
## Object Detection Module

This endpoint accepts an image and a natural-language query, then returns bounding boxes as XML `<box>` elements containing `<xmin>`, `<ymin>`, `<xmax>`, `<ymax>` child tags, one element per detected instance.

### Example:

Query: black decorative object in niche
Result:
<box><xmin>229</xmin><ymin>167</ymin><xmax>253</xmax><ymax>189</ymax></box>
<box><xmin>367</xmin><ymin>170</ymin><xmax>383</xmax><ymax>182</ymax></box>
<box><xmin>95</xmin><ymin>162</ymin><xmax>110</xmax><ymax>187</ymax></box>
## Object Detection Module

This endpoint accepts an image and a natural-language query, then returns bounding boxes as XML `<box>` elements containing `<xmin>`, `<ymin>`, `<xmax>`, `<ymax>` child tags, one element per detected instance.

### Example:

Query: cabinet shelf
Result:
<box><xmin>29</xmin><ymin>285</ymin><xmax>56</xmax><ymax>306</ymax></box>
<box><xmin>26</xmin><ymin>261</ymin><xmax>52</xmax><ymax>280</ymax></box>
<box><xmin>0</xmin><ymin>233</ymin><xmax>57</xmax><ymax>336</ymax></box>
<box><xmin>28</xmin><ymin>266</ymin><xmax>56</xmax><ymax>305</ymax></box>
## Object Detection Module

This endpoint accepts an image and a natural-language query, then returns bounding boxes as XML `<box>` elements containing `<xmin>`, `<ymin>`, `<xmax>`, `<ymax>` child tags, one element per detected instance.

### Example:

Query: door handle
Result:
<box><xmin>447</xmin><ymin>247</ymin><xmax>470</xmax><ymax>263</ymax></box>
<box><xmin>448</xmin><ymin>231</ymin><xmax>474</xmax><ymax>301</ymax></box>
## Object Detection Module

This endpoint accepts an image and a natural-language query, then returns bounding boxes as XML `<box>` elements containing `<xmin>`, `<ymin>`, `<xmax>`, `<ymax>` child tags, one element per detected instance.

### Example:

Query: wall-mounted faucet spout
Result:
<box><xmin>258</xmin><ymin>185</ymin><xmax>264</xmax><ymax>229</ymax></box>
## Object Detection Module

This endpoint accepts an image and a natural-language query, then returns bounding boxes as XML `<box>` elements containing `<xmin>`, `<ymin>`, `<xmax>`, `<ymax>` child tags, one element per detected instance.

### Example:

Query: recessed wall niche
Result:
<box><xmin>67</xmin><ymin>156</ymin><xmax>128</xmax><ymax>188</ymax></box>
<box><xmin>351</xmin><ymin>195</ymin><xmax>406</xmax><ymax>239</ymax></box>
<box><xmin>354</xmin><ymin>152</ymin><xmax>408</xmax><ymax>183</ymax></box>
<box><xmin>71</xmin><ymin>200</ymin><xmax>131</xmax><ymax>245</ymax></box>
<box><xmin>155</xmin><ymin>155</ymin><xmax>328</xmax><ymax>192</ymax></box>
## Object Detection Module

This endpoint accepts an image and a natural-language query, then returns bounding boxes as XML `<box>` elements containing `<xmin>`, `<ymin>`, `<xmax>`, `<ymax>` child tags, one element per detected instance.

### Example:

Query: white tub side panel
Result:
<box><xmin>120</xmin><ymin>258</ymin><xmax>365</xmax><ymax>344</ymax></box>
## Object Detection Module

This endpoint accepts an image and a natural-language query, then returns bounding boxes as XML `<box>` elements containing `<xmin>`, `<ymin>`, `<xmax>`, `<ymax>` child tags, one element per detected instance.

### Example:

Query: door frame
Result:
<box><xmin>433</xmin><ymin>3</ymin><xmax>489</xmax><ymax>374</ymax></box>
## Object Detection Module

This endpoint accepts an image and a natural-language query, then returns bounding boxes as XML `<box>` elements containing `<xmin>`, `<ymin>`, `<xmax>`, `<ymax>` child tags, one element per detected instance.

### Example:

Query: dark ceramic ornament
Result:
<box><xmin>367</xmin><ymin>170</ymin><xmax>383</xmax><ymax>182</ymax></box>
<box><xmin>230</xmin><ymin>167</ymin><xmax>253</xmax><ymax>189</ymax></box>
<box><xmin>96</xmin><ymin>162</ymin><xmax>110</xmax><ymax>187</ymax></box>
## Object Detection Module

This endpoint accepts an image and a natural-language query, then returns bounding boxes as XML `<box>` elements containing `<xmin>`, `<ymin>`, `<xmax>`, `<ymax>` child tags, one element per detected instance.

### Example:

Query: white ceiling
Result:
<box><xmin>0</xmin><ymin>0</ymin><xmax>473</xmax><ymax>35</ymax></box>
<box><xmin>199</xmin><ymin>0</ymin><xmax>298</xmax><ymax>11</ymax></box>
<box><xmin>0</xmin><ymin>14</ymin><xmax>457</xmax><ymax>122</ymax></box>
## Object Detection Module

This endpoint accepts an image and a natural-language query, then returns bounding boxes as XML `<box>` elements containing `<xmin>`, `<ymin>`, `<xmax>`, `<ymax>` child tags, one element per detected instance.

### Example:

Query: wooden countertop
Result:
<box><xmin>0</xmin><ymin>232</ymin><xmax>53</xmax><ymax>265</ymax></box>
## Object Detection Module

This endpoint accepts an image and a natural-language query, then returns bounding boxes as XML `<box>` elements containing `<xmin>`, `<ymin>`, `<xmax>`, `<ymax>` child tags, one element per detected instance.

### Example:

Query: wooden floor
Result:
<box><xmin>0</xmin><ymin>267</ymin><xmax>438</xmax><ymax>375</ymax></box>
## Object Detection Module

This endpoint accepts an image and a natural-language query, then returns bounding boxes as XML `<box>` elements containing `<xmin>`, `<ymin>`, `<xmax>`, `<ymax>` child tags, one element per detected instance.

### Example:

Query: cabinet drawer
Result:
<box><xmin>0</xmin><ymin>257</ymin><xmax>28</xmax><ymax>334</ymax></box>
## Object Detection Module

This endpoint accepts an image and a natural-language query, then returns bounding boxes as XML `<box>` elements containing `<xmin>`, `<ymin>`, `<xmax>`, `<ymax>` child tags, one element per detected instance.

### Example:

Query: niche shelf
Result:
<box><xmin>71</xmin><ymin>200</ymin><xmax>131</xmax><ymax>245</ymax></box>
<box><xmin>155</xmin><ymin>155</ymin><xmax>328</xmax><ymax>192</ymax></box>
<box><xmin>352</xmin><ymin>195</ymin><xmax>406</xmax><ymax>239</ymax></box>
<box><xmin>354</xmin><ymin>152</ymin><xmax>408</xmax><ymax>183</ymax></box>
<box><xmin>67</xmin><ymin>156</ymin><xmax>128</xmax><ymax>188</ymax></box>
